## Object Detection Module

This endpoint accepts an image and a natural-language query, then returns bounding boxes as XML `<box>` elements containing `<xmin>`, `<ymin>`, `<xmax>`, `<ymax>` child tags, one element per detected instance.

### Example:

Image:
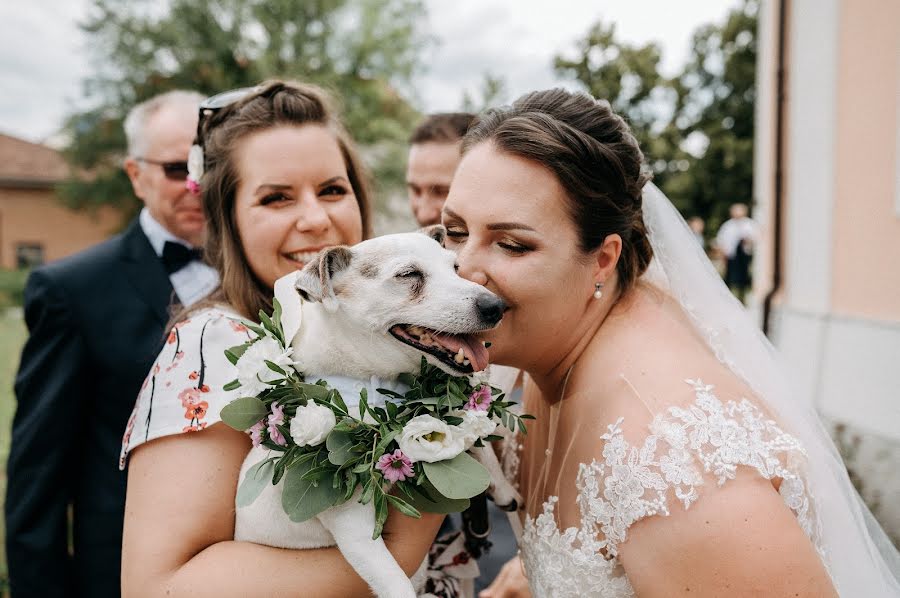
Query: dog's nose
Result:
<box><xmin>476</xmin><ymin>294</ymin><xmax>506</xmax><ymax>326</ymax></box>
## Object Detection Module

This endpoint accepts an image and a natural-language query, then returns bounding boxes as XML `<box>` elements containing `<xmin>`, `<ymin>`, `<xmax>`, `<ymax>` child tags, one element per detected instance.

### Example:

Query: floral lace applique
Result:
<box><xmin>519</xmin><ymin>379</ymin><xmax>825</xmax><ymax>598</ymax></box>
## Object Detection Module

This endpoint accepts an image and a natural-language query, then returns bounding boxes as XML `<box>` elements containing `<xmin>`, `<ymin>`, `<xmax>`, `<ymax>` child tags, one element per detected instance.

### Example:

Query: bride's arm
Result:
<box><xmin>122</xmin><ymin>422</ymin><xmax>443</xmax><ymax>598</ymax></box>
<box><xmin>617</xmin><ymin>473</ymin><xmax>837</xmax><ymax>598</ymax></box>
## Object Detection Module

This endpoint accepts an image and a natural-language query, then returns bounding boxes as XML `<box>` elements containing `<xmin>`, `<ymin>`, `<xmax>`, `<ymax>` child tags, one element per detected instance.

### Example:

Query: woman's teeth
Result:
<box><xmin>287</xmin><ymin>251</ymin><xmax>320</xmax><ymax>263</ymax></box>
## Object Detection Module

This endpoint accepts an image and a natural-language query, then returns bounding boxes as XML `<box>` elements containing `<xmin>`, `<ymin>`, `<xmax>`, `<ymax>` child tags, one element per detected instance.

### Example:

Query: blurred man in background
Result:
<box><xmin>406</xmin><ymin>112</ymin><xmax>476</xmax><ymax>226</ymax></box>
<box><xmin>6</xmin><ymin>90</ymin><xmax>215</xmax><ymax>597</ymax></box>
<box><xmin>715</xmin><ymin>202</ymin><xmax>758</xmax><ymax>303</ymax></box>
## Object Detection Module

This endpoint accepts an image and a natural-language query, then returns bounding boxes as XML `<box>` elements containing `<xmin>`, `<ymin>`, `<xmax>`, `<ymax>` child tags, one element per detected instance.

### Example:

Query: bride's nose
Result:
<box><xmin>454</xmin><ymin>244</ymin><xmax>488</xmax><ymax>286</ymax></box>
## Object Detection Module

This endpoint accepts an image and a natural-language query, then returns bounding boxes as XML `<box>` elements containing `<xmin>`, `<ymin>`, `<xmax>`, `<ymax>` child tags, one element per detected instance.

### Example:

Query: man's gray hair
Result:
<box><xmin>123</xmin><ymin>90</ymin><xmax>204</xmax><ymax>157</ymax></box>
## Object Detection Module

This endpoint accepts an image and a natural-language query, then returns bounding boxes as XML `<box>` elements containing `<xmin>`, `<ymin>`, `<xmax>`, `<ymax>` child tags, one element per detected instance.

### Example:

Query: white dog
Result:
<box><xmin>234</xmin><ymin>228</ymin><xmax>521</xmax><ymax>598</ymax></box>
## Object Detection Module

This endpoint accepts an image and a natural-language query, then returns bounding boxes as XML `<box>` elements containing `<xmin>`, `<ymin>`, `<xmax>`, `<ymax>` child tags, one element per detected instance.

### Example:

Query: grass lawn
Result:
<box><xmin>0</xmin><ymin>309</ymin><xmax>27</xmax><ymax>592</ymax></box>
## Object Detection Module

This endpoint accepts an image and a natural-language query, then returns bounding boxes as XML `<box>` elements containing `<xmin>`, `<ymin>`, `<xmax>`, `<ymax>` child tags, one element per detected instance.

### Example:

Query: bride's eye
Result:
<box><xmin>445</xmin><ymin>228</ymin><xmax>468</xmax><ymax>243</ymax></box>
<box><xmin>498</xmin><ymin>240</ymin><xmax>531</xmax><ymax>255</ymax></box>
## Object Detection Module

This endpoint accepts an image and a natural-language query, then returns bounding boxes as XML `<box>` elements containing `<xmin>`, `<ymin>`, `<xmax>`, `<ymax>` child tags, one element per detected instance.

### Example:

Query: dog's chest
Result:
<box><xmin>233</xmin><ymin>446</ymin><xmax>336</xmax><ymax>549</ymax></box>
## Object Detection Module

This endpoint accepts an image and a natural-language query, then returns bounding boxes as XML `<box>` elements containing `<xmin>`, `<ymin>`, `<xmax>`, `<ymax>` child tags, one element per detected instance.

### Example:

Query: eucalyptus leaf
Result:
<box><xmin>423</xmin><ymin>452</ymin><xmax>490</xmax><ymax>500</ymax></box>
<box><xmin>236</xmin><ymin>459</ymin><xmax>275</xmax><ymax>507</ymax></box>
<box><xmin>326</xmin><ymin>430</ymin><xmax>356</xmax><ymax>466</ymax></box>
<box><xmin>297</xmin><ymin>382</ymin><xmax>329</xmax><ymax>400</ymax></box>
<box><xmin>223</xmin><ymin>379</ymin><xmax>241</xmax><ymax>391</ymax></box>
<box><xmin>225</xmin><ymin>341</ymin><xmax>250</xmax><ymax>365</ymax></box>
<box><xmin>282</xmin><ymin>462</ymin><xmax>341</xmax><ymax>522</ymax></box>
<box><xmin>406</xmin><ymin>478</ymin><xmax>471</xmax><ymax>514</ymax></box>
<box><xmin>220</xmin><ymin>397</ymin><xmax>268</xmax><ymax>431</ymax></box>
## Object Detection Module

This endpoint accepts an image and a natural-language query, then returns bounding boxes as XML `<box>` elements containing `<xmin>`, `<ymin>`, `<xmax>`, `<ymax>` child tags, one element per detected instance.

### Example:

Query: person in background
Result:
<box><xmin>714</xmin><ymin>202</ymin><xmax>758</xmax><ymax>303</ymax></box>
<box><xmin>6</xmin><ymin>90</ymin><xmax>213</xmax><ymax>597</ymax></box>
<box><xmin>688</xmin><ymin>216</ymin><xmax>705</xmax><ymax>248</ymax></box>
<box><xmin>406</xmin><ymin>112</ymin><xmax>476</xmax><ymax>227</ymax></box>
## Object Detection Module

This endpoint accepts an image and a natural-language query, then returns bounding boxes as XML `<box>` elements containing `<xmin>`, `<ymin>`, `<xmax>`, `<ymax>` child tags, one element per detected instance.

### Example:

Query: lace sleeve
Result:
<box><xmin>573</xmin><ymin>379</ymin><xmax>822</xmax><ymax>558</ymax></box>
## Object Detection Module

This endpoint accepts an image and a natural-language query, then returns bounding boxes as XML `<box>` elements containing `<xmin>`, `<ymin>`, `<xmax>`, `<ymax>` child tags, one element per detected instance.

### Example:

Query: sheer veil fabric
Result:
<box><xmin>497</xmin><ymin>184</ymin><xmax>900</xmax><ymax>596</ymax></box>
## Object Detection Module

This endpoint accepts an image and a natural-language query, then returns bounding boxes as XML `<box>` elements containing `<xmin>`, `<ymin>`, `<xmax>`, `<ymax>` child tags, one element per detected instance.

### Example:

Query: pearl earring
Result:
<box><xmin>594</xmin><ymin>282</ymin><xmax>604</xmax><ymax>300</ymax></box>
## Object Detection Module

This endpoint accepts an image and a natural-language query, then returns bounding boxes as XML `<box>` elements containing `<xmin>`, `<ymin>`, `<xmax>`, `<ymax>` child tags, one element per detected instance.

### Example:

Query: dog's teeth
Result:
<box><xmin>463</xmin><ymin>359</ymin><xmax>470</xmax><ymax>366</ymax></box>
<box><xmin>454</xmin><ymin>349</ymin><xmax>465</xmax><ymax>364</ymax></box>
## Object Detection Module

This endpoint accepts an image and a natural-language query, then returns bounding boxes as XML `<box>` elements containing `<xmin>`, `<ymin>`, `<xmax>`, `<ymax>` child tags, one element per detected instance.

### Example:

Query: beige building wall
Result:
<box><xmin>830</xmin><ymin>0</ymin><xmax>900</xmax><ymax>322</ymax></box>
<box><xmin>0</xmin><ymin>189</ymin><xmax>123</xmax><ymax>269</ymax></box>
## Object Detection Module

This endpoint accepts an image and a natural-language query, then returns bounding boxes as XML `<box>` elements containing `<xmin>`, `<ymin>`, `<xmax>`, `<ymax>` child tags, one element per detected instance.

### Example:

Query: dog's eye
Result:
<box><xmin>395</xmin><ymin>269</ymin><xmax>423</xmax><ymax>279</ymax></box>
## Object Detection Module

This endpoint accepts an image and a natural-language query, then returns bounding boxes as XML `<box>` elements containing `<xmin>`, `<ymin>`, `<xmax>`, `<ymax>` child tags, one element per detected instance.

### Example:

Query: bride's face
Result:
<box><xmin>442</xmin><ymin>142</ymin><xmax>598</xmax><ymax>370</ymax></box>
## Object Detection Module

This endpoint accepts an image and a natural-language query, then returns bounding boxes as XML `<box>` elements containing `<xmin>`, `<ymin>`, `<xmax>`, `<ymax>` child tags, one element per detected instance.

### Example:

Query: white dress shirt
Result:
<box><xmin>139</xmin><ymin>208</ymin><xmax>219</xmax><ymax>306</ymax></box>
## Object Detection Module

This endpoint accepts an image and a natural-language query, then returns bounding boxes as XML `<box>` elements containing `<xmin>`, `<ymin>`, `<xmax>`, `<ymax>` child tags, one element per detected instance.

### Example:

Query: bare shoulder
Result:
<box><xmin>618</xmin><ymin>472</ymin><xmax>836</xmax><ymax>597</ymax></box>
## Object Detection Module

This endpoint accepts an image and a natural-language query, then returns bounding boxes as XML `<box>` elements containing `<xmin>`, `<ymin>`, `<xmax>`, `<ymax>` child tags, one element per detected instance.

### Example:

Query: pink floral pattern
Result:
<box><xmin>119</xmin><ymin>308</ymin><xmax>253</xmax><ymax>469</ymax></box>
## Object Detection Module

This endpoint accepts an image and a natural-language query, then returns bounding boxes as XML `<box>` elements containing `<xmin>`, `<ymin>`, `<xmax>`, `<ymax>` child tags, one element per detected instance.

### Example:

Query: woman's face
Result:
<box><xmin>442</xmin><ymin>142</ymin><xmax>598</xmax><ymax>370</ymax></box>
<box><xmin>234</xmin><ymin>125</ymin><xmax>364</xmax><ymax>289</ymax></box>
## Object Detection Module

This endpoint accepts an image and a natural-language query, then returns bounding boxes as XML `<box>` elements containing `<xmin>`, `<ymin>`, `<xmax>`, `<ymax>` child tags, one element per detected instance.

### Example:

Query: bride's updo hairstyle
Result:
<box><xmin>463</xmin><ymin>88</ymin><xmax>653</xmax><ymax>294</ymax></box>
<box><xmin>196</xmin><ymin>80</ymin><xmax>372</xmax><ymax>319</ymax></box>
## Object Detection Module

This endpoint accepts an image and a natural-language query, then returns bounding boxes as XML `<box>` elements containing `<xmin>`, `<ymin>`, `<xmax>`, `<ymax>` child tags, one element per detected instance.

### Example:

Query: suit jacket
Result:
<box><xmin>6</xmin><ymin>219</ymin><xmax>177</xmax><ymax>597</ymax></box>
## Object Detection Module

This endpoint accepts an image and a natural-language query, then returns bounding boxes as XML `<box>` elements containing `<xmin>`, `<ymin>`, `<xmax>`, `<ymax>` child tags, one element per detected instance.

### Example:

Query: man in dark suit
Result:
<box><xmin>6</xmin><ymin>90</ymin><xmax>217</xmax><ymax>597</ymax></box>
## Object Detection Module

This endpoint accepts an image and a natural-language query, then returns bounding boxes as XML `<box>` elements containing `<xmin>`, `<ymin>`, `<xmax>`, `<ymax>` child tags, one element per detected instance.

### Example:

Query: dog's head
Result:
<box><xmin>288</xmin><ymin>226</ymin><xmax>505</xmax><ymax>378</ymax></box>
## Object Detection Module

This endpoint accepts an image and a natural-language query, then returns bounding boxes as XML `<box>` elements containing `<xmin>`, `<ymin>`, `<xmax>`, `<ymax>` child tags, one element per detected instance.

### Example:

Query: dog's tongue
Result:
<box><xmin>433</xmin><ymin>333</ymin><xmax>490</xmax><ymax>372</ymax></box>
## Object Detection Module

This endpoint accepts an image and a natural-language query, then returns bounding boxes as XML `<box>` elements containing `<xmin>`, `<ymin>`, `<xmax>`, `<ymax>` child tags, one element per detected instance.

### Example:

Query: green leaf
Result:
<box><xmin>326</xmin><ymin>430</ymin><xmax>356</xmax><ymax>466</ymax></box>
<box><xmin>406</xmin><ymin>478</ymin><xmax>471</xmax><ymax>514</ymax></box>
<box><xmin>236</xmin><ymin>459</ymin><xmax>275</xmax><ymax>507</ymax></box>
<box><xmin>386</xmin><ymin>494</ymin><xmax>421</xmax><ymax>519</ymax></box>
<box><xmin>225</xmin><ymin>342</ymin><xmax>250</xmax><ymax>365</ymax></box>
<box><xmin>282</xmin><ymin>460</ymin><xmax>341</xmax><ymax>523</ymax></box>
<box><xmin>329</xmin><ymin>389</ymin><xmax>348</xmax><ymax>414</ymax></box>
<box><xmin>298</xmin><ymin>382</ymin><xmax>330</xmax><ymax>401</ymax></box>
<box><xmin>264</xmin><ymin>360</ymin><xmax>287</xmax><ymax>376</ymax></box>
<box><xmin>220</xmin><ymin>397</ymin><xmax>268</xmax><ymax>431</ymax></box>
<box><xmin>423</xmin><ymin>452</ymin><xmax>490</xmax><ymax>500</ymax></box>
<box><xmin>223</xmin><ymin>379</ymin><xmax>241</xmax><ymax>391</ymax></box>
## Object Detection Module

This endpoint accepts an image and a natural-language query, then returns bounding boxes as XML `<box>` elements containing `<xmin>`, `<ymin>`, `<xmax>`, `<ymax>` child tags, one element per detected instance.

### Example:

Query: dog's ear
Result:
<box><xmin>294</xmin><ymin>246</ymin><xmax>353</xmax><ymax>311</ymax></box>
<box><xmin>419</xmin><ymin>224</ymin><xmax>447</xmax><ymax>247</ymax></box>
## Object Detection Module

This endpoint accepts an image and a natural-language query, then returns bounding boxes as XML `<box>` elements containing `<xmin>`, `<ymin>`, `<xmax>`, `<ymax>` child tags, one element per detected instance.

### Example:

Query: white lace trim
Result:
<box><xmin>518</xmin><ymin>379</ymin><xmax>826</xmax><ymax>598</ymax></box>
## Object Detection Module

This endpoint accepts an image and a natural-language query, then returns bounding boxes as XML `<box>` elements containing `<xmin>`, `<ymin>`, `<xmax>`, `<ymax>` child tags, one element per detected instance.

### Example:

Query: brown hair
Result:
<box><xmin>462</xmin><ymin>88</ymin><xmax>653</xmax><ymax>294</ymax></box>
<box><xmin>195</xmin><ymin>80</ymin><xmax>372</xmax><ymax>321</ymax></box>
<box><xmin>409</xmin><ymin>112</ymin><xmax>477</xmax><ymax>144</ymax></box>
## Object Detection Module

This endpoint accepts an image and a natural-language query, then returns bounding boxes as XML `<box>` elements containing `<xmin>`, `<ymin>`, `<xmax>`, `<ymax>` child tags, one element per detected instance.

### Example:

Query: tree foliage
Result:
<box><xmin>554</xmin><ymin>0</ymin><xmax>758</xmax><ymax>233</ymax></box>
<box><xmin>61</xmin><ymin>0</ymin><xmax>427</xmax><ymax>218</ymax></box>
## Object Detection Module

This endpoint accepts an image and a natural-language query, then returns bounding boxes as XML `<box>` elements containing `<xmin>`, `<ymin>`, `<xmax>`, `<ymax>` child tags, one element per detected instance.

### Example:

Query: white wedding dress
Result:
<box><xmin>494</xmin><ymin>185</ymin><xmax>900</xmax><ymax>597</ymax></box>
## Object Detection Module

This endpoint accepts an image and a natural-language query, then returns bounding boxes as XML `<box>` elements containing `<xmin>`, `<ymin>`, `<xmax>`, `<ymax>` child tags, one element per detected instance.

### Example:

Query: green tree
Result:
<box><xmin>61</xmin><ymin>0</ymin><xmax>427</xmax><ymax>218</ymax></box>
<box><xmin>460</xmin><ymin>72</ymin><xmax>508</xmax><ymax>113</ymax></box>
<box><xmin>553</xmin><ymin>0</ymin><xmax>758</xmax><ymax>231</ymax></box>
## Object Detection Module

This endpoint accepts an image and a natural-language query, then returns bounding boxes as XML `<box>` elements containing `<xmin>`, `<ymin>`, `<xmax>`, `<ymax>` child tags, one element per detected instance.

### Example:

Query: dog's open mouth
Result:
<box><xmin>389</xmin><ymin>324</ymin><xmax>490</xmax><ymax>374</ymax></box>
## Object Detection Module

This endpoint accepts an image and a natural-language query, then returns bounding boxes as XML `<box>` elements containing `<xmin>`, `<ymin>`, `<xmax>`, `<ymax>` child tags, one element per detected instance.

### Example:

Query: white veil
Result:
<box><xmin>640</xmin><ymin>182</ymin><xmax>900</xmax><ymax>596</ymax></box>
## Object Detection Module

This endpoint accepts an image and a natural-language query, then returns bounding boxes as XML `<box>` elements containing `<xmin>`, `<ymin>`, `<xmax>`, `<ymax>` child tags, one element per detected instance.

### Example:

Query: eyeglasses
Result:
<box><xmin>136</xmin><ymin>157</ymin><xmax>189</xmax><ymax>181</ymax></box>
<box><xmin>196</xmin><ymin>85</ymin><xmax>262</xmax><ymax>140</ymax></box>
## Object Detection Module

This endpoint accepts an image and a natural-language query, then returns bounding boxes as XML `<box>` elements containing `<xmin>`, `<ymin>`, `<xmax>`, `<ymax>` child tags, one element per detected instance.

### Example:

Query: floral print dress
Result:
<box><xmin>119</xmin><ymin>307</ymin><xmax>251</xmax><ymax>468</ymax></box>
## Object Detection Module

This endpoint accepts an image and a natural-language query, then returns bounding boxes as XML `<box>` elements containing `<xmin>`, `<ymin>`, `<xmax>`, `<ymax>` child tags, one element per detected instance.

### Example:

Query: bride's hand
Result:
<box><xmin>478</xmin><ymin>555</ymin><xmax>531</xmax><ymax>598</ymax></box>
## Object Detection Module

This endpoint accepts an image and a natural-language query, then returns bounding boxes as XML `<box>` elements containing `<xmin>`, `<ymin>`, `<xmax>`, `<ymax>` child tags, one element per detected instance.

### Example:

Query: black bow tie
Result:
<box><xmin>161</xmin><ymin>241</ymin><xmax>203</xmax><ymax>274</ymax></box>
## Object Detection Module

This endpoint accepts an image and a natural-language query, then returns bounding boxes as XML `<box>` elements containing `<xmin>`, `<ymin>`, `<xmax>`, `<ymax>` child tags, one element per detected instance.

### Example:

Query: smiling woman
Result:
<box><xmin>119</xmin><ymin>81</ymin><xmax>447</xmax><ymax>598</ymax></box>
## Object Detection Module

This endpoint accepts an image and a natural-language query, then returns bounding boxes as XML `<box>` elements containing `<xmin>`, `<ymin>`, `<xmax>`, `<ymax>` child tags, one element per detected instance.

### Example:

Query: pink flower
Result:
<box><xmin>267</xmin><ymin>402</ymin><xmax>287</xmax><ymax>446</ymax></box>
<box><xmin>466</xmin><ymin>386</ymin><xmax>493</xmax><ymax>411</ymax></box>
<box><xmin>249</xmin><ymin>420</ymin><xmax>265</xmax><ymax>447</ymax></box>
<box><xmin>376</xmin><ymin>449</ymin><xmax>415</xmax><ymax>483</ymax></box>
<box><xmin>185</xmin><ymin>177</ymin><xmax>201</xmax><ymax>195</ymax></box>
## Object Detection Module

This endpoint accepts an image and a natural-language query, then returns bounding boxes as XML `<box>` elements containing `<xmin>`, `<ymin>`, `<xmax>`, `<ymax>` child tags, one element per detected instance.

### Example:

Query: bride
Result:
<box><xmin>442</xmin><ymin>88</ymin><xmax>900</xmax><ymax>597</ymax></box>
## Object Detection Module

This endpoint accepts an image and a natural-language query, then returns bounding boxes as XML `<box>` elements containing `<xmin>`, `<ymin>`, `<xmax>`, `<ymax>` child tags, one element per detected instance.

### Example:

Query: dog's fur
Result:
<box><xmin>234</xmin><ymin>229</ymin><xmax>520</xmax><ymax>598</ymax></box>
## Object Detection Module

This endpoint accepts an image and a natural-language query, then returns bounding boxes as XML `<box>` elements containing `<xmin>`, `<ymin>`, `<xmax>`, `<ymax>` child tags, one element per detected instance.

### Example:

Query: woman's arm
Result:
<box><xmin>618</xmin><ymin>474</ymin><xmax>837</xmax><ymax>598</ymax></box>
<box><xmin>122</xmin><ymin>423</ymin><xmax>443</xmax><ymax>597</ymax></box>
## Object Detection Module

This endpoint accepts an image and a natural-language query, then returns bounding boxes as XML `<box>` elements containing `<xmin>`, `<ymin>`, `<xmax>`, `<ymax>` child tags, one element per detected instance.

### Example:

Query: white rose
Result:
<box><xmin>187</xmin><ymin>144</ymin><xmax>204</xmax><ymax>181</ymax></box>
<box><xmin>290</xmin><ymin>402</ymin><xmax>337</xmax><ymax>446</ymax></box>
<box><xmin>451</xmin><ymin>409</ymin><xmax>498</xmax><ymax>450</ymax></box>
<box><xmin>397</xmin><ymin>415</ymin><xmax>466</xmax><ymax>463</ymax></box>
<box><xmin>235</xmin><ymin>336</ymin><xmax>294</xmax><ymax>396</ymax></box>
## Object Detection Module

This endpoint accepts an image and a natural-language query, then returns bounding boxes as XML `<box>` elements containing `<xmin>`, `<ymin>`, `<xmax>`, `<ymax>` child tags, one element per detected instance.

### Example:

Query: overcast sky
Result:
<box><xmin>0</xmin><ymin>0</ymin><xmax>738</xmax><ymax>144</ymax></box>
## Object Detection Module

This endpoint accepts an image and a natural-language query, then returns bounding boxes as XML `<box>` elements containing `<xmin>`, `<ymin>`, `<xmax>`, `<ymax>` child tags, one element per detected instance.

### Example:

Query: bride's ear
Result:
<box><xmin>593</xmin><ymin>233</ymin><xmax>622</xmax><ymax>281</ymax></box>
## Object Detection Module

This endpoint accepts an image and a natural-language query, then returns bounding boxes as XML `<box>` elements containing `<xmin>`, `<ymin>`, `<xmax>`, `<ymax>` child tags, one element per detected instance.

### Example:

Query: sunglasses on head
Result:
<box><xmin>137</xmin><ymin>157</ymin><xmax>189</xmax><ymax>181</ymax></box>
<box><xmin>196</xmin><ymin>85</ymin><xmax>263</xmax><ymax>140</ymax></box>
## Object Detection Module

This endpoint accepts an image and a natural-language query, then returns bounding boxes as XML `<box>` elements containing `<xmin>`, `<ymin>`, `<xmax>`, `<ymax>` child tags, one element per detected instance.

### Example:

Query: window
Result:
<box><xmin>16</xmin><ymin>243</ymin><xmax>44</xmax><ymax>269</ymax></box>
